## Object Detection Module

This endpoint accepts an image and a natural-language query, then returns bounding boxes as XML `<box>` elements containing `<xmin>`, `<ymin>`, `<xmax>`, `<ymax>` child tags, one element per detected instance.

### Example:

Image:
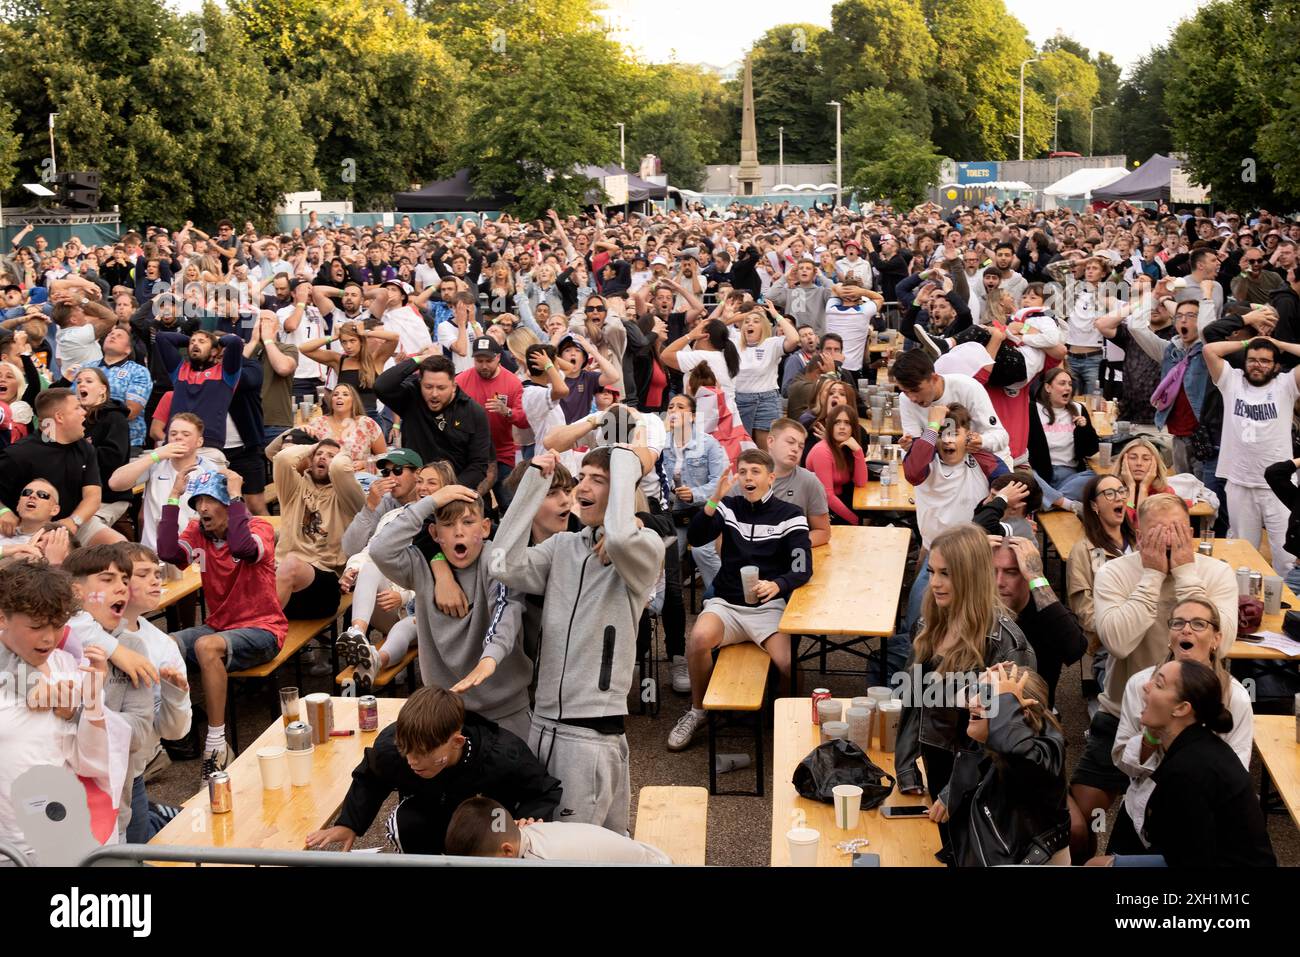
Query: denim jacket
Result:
<box><xmin>660</xmin><ymin>429</ymin><xmax>728</xmax><ymax>512</ymax></box>
<box><xmin>1154</xmin><ymin>338</ymin><xmax>1208</xmax><ymax>429</ymax></box>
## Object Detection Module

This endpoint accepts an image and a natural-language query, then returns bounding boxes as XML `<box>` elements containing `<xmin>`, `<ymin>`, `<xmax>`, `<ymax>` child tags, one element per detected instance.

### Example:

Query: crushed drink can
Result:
<box><xmin>358</xmin><ymin>695</ymin><xmax>379</xmax><ymax>732</ymax></box>
<box><xmin>208</xmin><ymin>771</ymin><xmax>233</xmax><ymax>814</ymax></box>
<box><xmin>811</xmin><ymin>688</ymin><xmax>832</xmax><ymax>725</ymax></box>
<box><xmin>1198</xmin><ymin>541</ymin><xmax>1214</xmax><ymax>557</ymax></box>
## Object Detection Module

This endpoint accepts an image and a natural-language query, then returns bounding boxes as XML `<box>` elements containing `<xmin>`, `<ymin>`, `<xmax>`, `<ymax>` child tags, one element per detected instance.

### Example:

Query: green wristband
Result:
<box><xmin>1142</xmin><ymin>728</ymin><xmax>1160</xmax><ymax>747</ymax></box>
<box><xmin>1029</xmin><ymin>576</ymin><xmax>1049</xmax><ymax>590</ymax></box>
<box><xmin>150</xmin><ymin>451</ymin><xmax>162</xmax><ymax>464</ymax></box>
<box><xmin>927</xmin><ymin>421</ymin><xmax>940</xmax><ymax>431</ymax></box>
<box><xmin>0</xmin><ymin>506</ymin><xmax>10</xmax><ymax>517</ymax></box>
<box><xmin>166</xmin><ymin>497</ymin><xmax>180</xmax><ymax>507</ymax></box>
<box><xmin>706</xmin><ymin>499</ymin><xmax>720</xmax><ymax>510</ymax></box>
<box><xmin>432</xmin><ymin>552</ymin><xmax>447</xmax><ymax>562</ymax></box>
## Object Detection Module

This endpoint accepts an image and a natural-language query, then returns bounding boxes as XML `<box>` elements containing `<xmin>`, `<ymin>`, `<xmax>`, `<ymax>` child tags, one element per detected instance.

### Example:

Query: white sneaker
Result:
<box><xmin>200</xmin><ymin>743</ymin><xmax>230</xmax><ymax>779</ymax></box>
<box><xmin>670</xmin><ymin>656</ymin><xmax>691</xmax><ymax>694</ymax></box>
<box><xmin>354</xmin><ymin>642</ymin><xmax>380</xmax><ymax>694</ymax></box>
<box><xmin>667</xmin><ymin>708</ymin><xmax>707</xmax><ymax>752</ymax></box>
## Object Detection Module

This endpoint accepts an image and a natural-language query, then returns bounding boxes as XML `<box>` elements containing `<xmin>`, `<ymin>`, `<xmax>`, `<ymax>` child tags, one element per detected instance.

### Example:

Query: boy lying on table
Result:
<box><xmin>444</xmin><ymin>796</ymin><xmax>672</xmax><ymax>864</ymax></box>
<box><xmin>305</xmin><ymin>686</ymin><xmax>561</xmax><ymax>855</ymax></box>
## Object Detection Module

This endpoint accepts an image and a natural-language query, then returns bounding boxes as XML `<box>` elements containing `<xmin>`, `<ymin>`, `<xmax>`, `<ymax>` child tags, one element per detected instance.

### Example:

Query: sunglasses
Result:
<box><xmin>378</xmin><ymin>465</ymin><xmax>410</xmax><ymax>477</ymax></box>
<box><xmin>20</xmin><ymin>487</ymin><xmax>53</xmax><ymax>500</ymax></box>
<box><xmin>584</xmin><ymin>305</ymin><xmax>606</xmax><ymax>313</ymax></box>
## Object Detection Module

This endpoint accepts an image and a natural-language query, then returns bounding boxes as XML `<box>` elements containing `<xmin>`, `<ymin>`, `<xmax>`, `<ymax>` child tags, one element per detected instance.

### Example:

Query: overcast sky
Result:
<box><xmin>604</xmin><ymin>0</ymin><xmax>1210</xmax><ymax>73</ymax></box>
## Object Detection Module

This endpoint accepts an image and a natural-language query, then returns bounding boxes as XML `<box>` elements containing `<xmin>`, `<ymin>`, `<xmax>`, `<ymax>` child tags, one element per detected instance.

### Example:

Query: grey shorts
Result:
<box><xmin>74</xmin><ymin>514</ymin><xmax>114</xmax><ymax>546</ymax></box>
<box><xmin>529</xmin><ymin>714</ymin><xmax>630</xmax><ymax>834</ymax></box>
<box><xmin>1070</xmin><ymin>709</ymin><xmax>1128</xmax><ymax>794</ymax></box>
<box><xmin>700</xmin><ymin>597</ymin><xmax>787</xmax><ymax>647</ymax></box>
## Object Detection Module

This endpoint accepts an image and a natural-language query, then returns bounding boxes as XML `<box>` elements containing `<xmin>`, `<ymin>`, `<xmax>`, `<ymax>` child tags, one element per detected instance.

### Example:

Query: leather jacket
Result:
<box><xmin>942</xmin><ymin>692</ymin><xmax>1071</xmax><ymax>867</ymax></box>
<box><xmin>894</xmin><ymin>614</ymin><xmax>1035</xmax><ymax>794</ymax></box>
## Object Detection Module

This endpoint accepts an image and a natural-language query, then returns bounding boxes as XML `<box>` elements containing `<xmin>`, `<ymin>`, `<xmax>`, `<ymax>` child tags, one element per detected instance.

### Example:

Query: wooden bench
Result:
<box><xmin>335</xmin><ymin>647</ymin><xmax>419</xmax><ymax>696</ymax></box>
<box><xmin>634</xmin><ymin>786</ymin><xmax>708</xmax><ymax>865</ymax></box>
<box><xmin>226</xmin><ymin>595</ymin><xmax>353</xmax><ymax>753</ymax></box>
<box><xmin>702</xmin><ymin>643</ymin><xmax>770</xmax><ymax>797</ymax></box>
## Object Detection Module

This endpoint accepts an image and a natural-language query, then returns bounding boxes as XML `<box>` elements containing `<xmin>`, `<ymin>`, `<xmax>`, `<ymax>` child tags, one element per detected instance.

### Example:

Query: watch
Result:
<box><xmin>229</xmin><ymin>495</ymin><xmax>245</xmax><ymax>504</ymax></box>
<box><xmin>70</xmin><ymin>514</ymin><xmax>84</xmax><ymax>528</ymax></box>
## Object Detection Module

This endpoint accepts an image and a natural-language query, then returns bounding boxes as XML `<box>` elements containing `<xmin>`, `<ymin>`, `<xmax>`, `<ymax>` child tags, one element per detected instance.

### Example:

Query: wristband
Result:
<box><xmin>544</xmin><ymin>363</ymin><xmax>554</xmax><ymax>371</ymax></box>
<box><xmin>432</xmin><ymin>551</ymin><xmax>447</xmax><ymax>562</ymax></box>
<box><xmin>1142</xmin><ymin>728</ymin><xmax>1160</xmax><ymax>747</ymax></box>
<box><xmin>1028</xmin><ymin>576</ymin><xmax>1049</xmax><ymax>590</ymax></box>
<box><xmin>150</xmin><ymin>451</ymin><xmax>162</xmax><ymax>463</ymax></box>
<box><xmin>0</xmin><ymin>506</ymin><xmax>9</xmax><ymax>516</ymax></box>
<box><xmin>166</xmin><ymin>497</ymin><xmax>180</xmax><ymax>507</ymax></box>
<box><xmin>927</xmin><ymin>421</ymin><xmax>940</xmax><ymax>431</ymax></box>
<box><xmin>706</xmin><ymin>499</ymin><xmax>720</xmax><ymax>510</ymax></box>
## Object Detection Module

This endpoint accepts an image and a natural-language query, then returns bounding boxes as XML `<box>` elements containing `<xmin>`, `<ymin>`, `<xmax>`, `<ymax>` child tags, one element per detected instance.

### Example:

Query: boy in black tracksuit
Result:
<box><xmin>305</xmin><ymin>687</ymin><xmax>562</xmax><ymax>855</ymax></box>
<box><xmin>667</xmin><ymin>449</ymin><xmax>813</xmax><ymax>751</ymax></box>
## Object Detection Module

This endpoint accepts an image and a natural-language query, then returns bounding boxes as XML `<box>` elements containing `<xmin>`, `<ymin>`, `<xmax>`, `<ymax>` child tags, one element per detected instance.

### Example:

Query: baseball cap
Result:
<box><xmin>377</xmin><ymin>448</ymin><xmax>423</xmax><ymax>470</ymax></box>
<box><xmin>651</xmin><ymin>256</ymin><xmax>668</xmax><ymax>266</ymax></box>
<box><xmin>383</xmin><ymin>279</ymin><xmax>414</xmax><ymax>297</ymax></box>
<box><xmin>472</xmin><ymin>335</ymin><xmax>501</xmax><ymax>357</ymax></box>
<box><xmin>556</xmin><ymin>334</ymin><xmax>582</xmax><ymax>356</ymax></box>
<box><xmin>185</xmin><ymin>469</ymin><xmax>230</xmax><ymax>509</ymax></box>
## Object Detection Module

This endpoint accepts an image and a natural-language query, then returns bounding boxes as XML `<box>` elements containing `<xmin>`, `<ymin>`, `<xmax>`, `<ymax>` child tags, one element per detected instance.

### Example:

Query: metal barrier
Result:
<box><xmin>79</xmin><ymin>844</ymin><xmax>649</xmax><ymax>868</ymax></box>
<box><xmin>0</xmin><ymin>840</ymin><xmax>32</xmax><ymax>867</ymax></box>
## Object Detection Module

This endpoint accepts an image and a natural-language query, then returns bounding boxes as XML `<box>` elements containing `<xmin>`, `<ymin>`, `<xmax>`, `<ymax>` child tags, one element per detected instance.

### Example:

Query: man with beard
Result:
<box><xmin>1204</xmin><ymin>335</ymin><xmax>1300</xmax><ymax>576</ymax></box>
<box><xmin>264</xmin><ymin>435</ymin><xmax>364</xmax><ymax>618</ymax></box>
<box><xmin>157</xmin><ymin>467</ymin><xmax>285</xmax><ymax>773</ymax></box>
<box><xmin>976</xmin><ymin>241</ymin><xmax>1029</xmax><ymax>307</ymax></box>
<box><xmin>155</xmin><ymin>328</ymin><xmax>245</xmax><ymax>449</ymax></box>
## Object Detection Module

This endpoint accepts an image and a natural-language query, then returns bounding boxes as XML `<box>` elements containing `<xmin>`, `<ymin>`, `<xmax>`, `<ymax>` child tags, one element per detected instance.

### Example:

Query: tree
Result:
<box><xmin>920</xmin><ymin>0</ymin><xmax>1046</xmax><ymax>160</ymax></box>
<box><xmin>847</xmin><ymin>130</ymin><xmax>942</xmax><ymax>209</ymax></box>
<box><xmin>1113</xmin><ymin>46</ymin><xmax>1174</xmax><ymax>161</ymax></box>
<box><xmin>0</xmin><ymin>0</ymin><xmax>316</xmax><ymax>227</ymax></box>
<box><xmin>0</xmin><ymin>103</ymin><xmax>18</xmax><ymax>194</ymax></box>
<box><xmin>749</xmin><ymin>24</ymin><xmax>833</xmax><ymax>164</ymax></box>
<box><xmin>626</xmin><ymin>65</ymin><xmax>728</xmax><ymax>190</ymax></box>
<box><xmin>451</xmin><ymin>28</ymin><xmax>638</xmax><ymax>217</ymax></box>
<box><xmin>1164</xmin><ymin>0</ymin><xmax>1286</xmax><ymax>209</ymax></box>
<box><xmin>1029</xmin><ymin>49</ymin><xmax>1100</xmax><ymax>155</ymax></box>
<box><xmin>821</xmin><ymin>0</ymin><xmax>934</xmax><ymax>121</ymax></box>
<box><xmin>231</xmin><ymin>0</ymin><xmax>461</xmax><ymax>209</ymax></box>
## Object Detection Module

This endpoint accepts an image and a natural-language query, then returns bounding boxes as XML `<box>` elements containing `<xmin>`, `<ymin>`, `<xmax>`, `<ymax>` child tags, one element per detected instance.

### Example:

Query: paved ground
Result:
<box><xmin>147</xmin><ymin>555</ymin><xmax>1300</xmax><ymax>867</ymax></box>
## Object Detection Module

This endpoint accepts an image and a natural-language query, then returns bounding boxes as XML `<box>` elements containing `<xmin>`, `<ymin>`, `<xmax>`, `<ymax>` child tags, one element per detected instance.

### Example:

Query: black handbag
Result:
<box><xmin>792</xmin><ymin>739</ymin><xmax>894</xmax><ymax>810</ymax></box>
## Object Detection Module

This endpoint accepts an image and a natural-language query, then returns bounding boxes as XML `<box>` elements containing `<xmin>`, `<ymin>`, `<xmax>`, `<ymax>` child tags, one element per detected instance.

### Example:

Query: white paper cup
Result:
<box><xmin>257</xmin><ymin>746</ymin><xmax>288</xmax><ymax>790</ymax></box>
<box><xmin>1263</xmin><ymin>575</ymin><xmax>1283</xmax><ymax>616</ymax></box>
<box><xmin>786</xmin><ymin>827</ymin><xmax>820</xmax><ymax>867</ymax></box>
<box><xmin>833</xmin><ymin>784</ymin><xmax>864</xmax><ymax>829</ymax></box>
<box><xmin>740</xmin><ymin>565</ymin><xmax>760</xmax><ymax>604</ymax></box>
<box><xmin>287</xmin><ymin>745</ymin><xmax>315</xmax><ymax>787</ymax></box>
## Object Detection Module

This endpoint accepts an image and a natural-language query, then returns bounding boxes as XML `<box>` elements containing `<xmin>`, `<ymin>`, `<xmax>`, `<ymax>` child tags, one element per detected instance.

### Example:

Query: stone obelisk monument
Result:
<box><xmin>737</xmin><ymin>56</ymin><xmax>762</xmax><ymax>196</ymax></box>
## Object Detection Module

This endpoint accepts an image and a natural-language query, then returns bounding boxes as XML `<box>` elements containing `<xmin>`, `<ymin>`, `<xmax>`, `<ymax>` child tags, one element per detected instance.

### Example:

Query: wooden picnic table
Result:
<box><xmin>770</xmin><ymin>698</ymin><xmax>941</xmax><ymax>866</ymax></box>
<box><xmin>148</xmin><ymin>696</ymin><xmax>401</xmax><ymax>857</ymax></box>
<box><xmin>1039</xmin><ymin>505</ymin><xmax>1213</xmax><ymax>566</ymax></box>
<box><xmin>158</xmin><ymin>566</ymin><xmax>203</xmax><ymax>612</ymax></box>
<box><xmin>1253</xmin><ymin>714</ymin><xmax>1300</xmax><ymax>829</ymax></box>
<box><xmin>1213</xmin><ymin>538</ymin><xmax>1300</xmax><ymax>661</ymax></box>
<box><xmin>852</xmin><ymin>475</ymin><xmax>917</xmax><ymax>512</ymax></box>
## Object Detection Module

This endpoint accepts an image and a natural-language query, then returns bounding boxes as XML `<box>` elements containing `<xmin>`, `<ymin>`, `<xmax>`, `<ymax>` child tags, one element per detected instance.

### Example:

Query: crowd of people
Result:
<box><xmin>0</xmin><ymin>194</ymin><xmax>1295</xmax><ymax>866</ymax></box>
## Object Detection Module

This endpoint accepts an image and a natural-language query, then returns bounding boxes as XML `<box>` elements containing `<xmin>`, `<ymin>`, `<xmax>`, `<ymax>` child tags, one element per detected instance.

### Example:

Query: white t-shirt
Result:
<box><xmin>824</xmin><ymin>297</ymin><xmax>877</xmax><ymax>372</ymax></box>
<box><xmin>675</xmin><ymin>348</ymin><xmax>735</xmax><ymax>397</ymax></box>
<box><xmin>1038</xmin><ymin>404</ymin><xmax>1078</xmax><ymax>469</ymax></box>
<box><xmin>521</xmin><ymin>381</ymin><xmax>564</xmax><ymax>458</ymax></box>
<box><xmin>437</xmin><ymin>319</ymin><xmax>483</xmax><ymax>375</ymax></box>
<box><xmin>900</xmin><ymin>373</ymin><xmax>1011</xmax><ymax>466</ymax></box>
<box><xmin>382</xmin><ymin>305</ymin><xmax>433</xmax><ymax>357</ymax></box>
<box><xmin>519</xmin><ymin>821</ymin><xmax>671</xmax><ymax>864</ymax></box>
<box><xmin>276</xmin><ymin>304</ymin><xmax>327</xmax><ymax>380</ymax></box>
<box><xmin>734</xmin><ymin>335</ymin><xmax>788</xmax><ymax>394</ymax></box>
<box><xmin>914</xmin><ymin>453</ymin><xmax>993</xmax><ymax>549</ymax></box>
<box><xmin>138</xmin><ymin>449</ymin><xmax>228</xmax><ymax>551</ymax></box>
<box><xmin>414</xmin><ymin>264</ymin><xmax>441</xmax><ymax>292</ymax></box>
<box><xmin>1214</xmin><ymin>364</ymin><xmax>1300</xmax><ymax>488</ymax></box>
<box><xmin>633</xmin><ymin>409</ymin><xmax>666</xmax><ymax>503</ymax></box>
<box><xmin>56</xmin><ymin>323</ymin><xmax>102</xmax><ymax>373</ymax></box>
<box><xmin>836</xmin><ymin>256</ymin><xmax>873</xmax><ymax>287</ymax></box>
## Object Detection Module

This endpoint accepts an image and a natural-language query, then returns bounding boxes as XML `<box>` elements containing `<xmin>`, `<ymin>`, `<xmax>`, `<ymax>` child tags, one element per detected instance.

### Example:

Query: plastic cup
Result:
<box><xmin>257</xmin><ymin>746</ymin><xmax>288</xmax><ymax>790</ymax></box>
<box><xmin>880</xmin><ymin>700</ymin><xmax>903</xmax><ymax>752</ymax></box>
<box><xmin>287</xmin><ymin>745</ymin><xmax>315</xmax><ymax>787</ymax></box>
<box><xmin>1097</xmin><ymin>441</ymin><xmax>1112</xmax><ymax>469</ymax></box>
<box><xmin>1115</xmin><ymin>420</ymin><xmax>1131</xmax><ymax>437</ymax></box>
<box><xmin>786</xmin><ymin>827</ymin><xmax>821</xmax><ymax>867</ymax></box>
<box><xmin>816</xmin><ymin>699</ymin><xmax>843</xmax><ymax>728</ymax></box>
<box><xmin>1263</xmin><ymin>575</ymin><xmax>1283</xmax><ymax>616</ymax></box>
<box><xmin>846</xmin><ymin>706</ymin><xmax>872</xmax><ymax>749</ymax></box>
<box><xmin>833</xmin><ymin>784</ymin><xmax>864</xmax><ymax>829</ymax></box>
<box><xmin>871</xmin><ymin>406</ymin><xmax>885</xmax><ymax>431</ymax></box>
<box><xmin>740</xmin><ymin>565</ymin><xmax>760</xmax><ymax>605</ymax></box>
<box><xmin>279</xmin><ymin>687</ymin><xmax>300</xmax><ymax>727</ymax></box>
<box><xmin>821</xmin><ymin>720</ymin><xmax>849</xmax><ymax>744</ymax></box>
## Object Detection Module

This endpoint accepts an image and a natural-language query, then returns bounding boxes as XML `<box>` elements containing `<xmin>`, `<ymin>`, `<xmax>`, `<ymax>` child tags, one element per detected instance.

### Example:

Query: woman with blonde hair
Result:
<box><xmin>896</xmin><ymin>522</ymin><xmax>1036</xmax><ymax>860</ymax></box>
<box><xmin>1116</xmin><ymin>437</ymin><xmax>1173</xmax><ymax>523</ymax></box>
<box><xmin>734</xmin><ymin>301</ymin><xmax>799</xmax><ymax>450</ymax></box>
<box><xmin>304</xmin><ymin>382</ymin><xmax>386</xmax><ymax>468</ymax></box>
<box><xmin>301</xmin><ymin>321</ymin><xmax>399</xmax><ymax>422</ymax></box>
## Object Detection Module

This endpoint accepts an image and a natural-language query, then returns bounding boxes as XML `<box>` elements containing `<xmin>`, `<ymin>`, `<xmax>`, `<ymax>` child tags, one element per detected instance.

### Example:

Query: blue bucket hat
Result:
<box><xmin>185</xmin><ymin>469</ymin><xmax>230</xmax><ymax>509</ymax></box>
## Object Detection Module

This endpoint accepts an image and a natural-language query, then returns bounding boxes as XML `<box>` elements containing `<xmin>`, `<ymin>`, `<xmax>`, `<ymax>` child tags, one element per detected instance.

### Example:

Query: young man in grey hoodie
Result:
<box><xmin>369</xmin><ymin>484</ymin><xmax>533</xmax><ymax>741</ymax></box>
<box><xmin>487</xmin><ymin>444</ymin><xmax>663</xmax><ymax>834</ymax></box>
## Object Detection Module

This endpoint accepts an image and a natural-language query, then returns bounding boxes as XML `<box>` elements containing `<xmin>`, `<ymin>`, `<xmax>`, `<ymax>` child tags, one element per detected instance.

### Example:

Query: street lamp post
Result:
<box><xmin>1089</xmin><ymin>104</ymin><xmax>1113</xmax><ymax>156</ymax></box>
<box><xmin>827</xmin><ymin>101</ymin><xmax>842</xmax><ymax>209</ymax></box>
<box><xmin>616</xmin><ymin>122</ymin><xmax>625</xmax><ymax>169</ymax></box>
<box><xmin>48</xmin><ymin>112</ymin><xmax>59</xmax><ymax>181</ymax></box>
<box><xmin>778</xmin><ymin>126</ymin><xmax>784</xmax><ymax>185</ymax></box>
<box><xmin>1018</xmin><ymin>58</ymin><xmax>1040</xmax><ymax>162</ymax></box>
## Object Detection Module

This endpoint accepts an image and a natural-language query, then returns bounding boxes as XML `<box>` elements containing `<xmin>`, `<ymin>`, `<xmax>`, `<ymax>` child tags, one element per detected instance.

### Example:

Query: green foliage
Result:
<box><xmin>847</xmin><ymin>130</ymin><xmax>943</xmax><ymax>209</ymax></box>
<box><xmin>750</xmin><ymin>24</ymin><xmax>832</xmax><ymax>164</ymax></box>
<box><xmin>0</xmin><ymin>102</ymin><xmax>18</xmax><ymax>193</ymax></box>
<box><xmin>822</xmin><ymin>0</ymin><xmax>934</xmax><ymax>119</ymax></box>
<box><xmin>626</xmin><ymin>64</ymin><xmax>730</xmax><ymax>189</ymax></box>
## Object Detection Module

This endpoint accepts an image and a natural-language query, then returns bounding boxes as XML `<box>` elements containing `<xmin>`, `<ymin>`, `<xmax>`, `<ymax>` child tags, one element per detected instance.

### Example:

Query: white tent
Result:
<box><xmin>1042</xmin><ymin>167</ymin><xmax>1130</xmax><ymax>208</ymax></box>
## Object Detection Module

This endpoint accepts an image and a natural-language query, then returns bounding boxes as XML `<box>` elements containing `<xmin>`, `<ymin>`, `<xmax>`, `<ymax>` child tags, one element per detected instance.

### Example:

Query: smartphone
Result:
<box><xmin>881</xmin><ymin>805</ymin><xmax>930</xmax><ymax>819</ymax></box>
<box><xmin>851</xmin><ymin>853</ymin><xmax>881</xmax><ymax>867</ymax></box>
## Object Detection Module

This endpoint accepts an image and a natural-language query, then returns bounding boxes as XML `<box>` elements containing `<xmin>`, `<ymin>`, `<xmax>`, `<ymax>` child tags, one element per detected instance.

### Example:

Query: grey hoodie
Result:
<box><xmin>91</xmin><ymin>626</ymin><xmax>156</xmax><ymax>834</ymax></box>
<box><xmin>369</xmin><ymin>497</ymin><xmax>531</xmax><ymax>724</ymax></box>
<box><xmin>341</xmin><ymin>493</ymin><xmax>407</xmax><ymax>557</ymax></box>
<box><xmin>488</xmin><ymin>447</ymin><xmax>664</xmax><ymax>721</ymax></box>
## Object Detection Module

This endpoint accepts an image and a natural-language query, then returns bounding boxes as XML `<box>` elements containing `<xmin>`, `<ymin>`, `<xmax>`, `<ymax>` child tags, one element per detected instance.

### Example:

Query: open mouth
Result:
<box><xmin>576</xmin><ymin>495</ymin><xmax>595</xmax><ymax>510</ymax></box>
<box><xmin>742</xmin><ymin>482</ymin><xmax>758</xmax><ymax>494</ymax></box>
<box><xmin>110</xmin><ymin>600</ymin><xmax>126</xmax><ymax>616</ymax></box>
<box><xmin>451</xmin><ymin>542</ymin><xmax>469</xmax><ymax>559</ymax></box>
<box><xmin>1178</xmin><ymin>639</ymin><xmax>1195</xmax><ymax>652</ymax></box>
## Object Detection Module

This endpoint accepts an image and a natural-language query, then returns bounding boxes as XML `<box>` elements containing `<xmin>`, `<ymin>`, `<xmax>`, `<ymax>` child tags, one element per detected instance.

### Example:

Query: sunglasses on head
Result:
<box><xmin>378</xmin><ymin>465</ymin><xmax>409</xmax><ymax>477</ymax></box>
<box><xmin>20</xmin><ymin>487</ymin><xmax>52</xmax><ymax>500</ymax></box>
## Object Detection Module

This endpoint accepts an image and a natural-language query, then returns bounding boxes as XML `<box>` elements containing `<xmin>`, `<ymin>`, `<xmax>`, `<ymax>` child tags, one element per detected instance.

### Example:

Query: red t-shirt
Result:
<box><xmin>152</xmin><ymin>391</ymin><xmax>173</xmax><ymax>428</ymax></box>
<box><xmin>974</xmin><ymin>368</ymin><xmax>1031</xmax><ymax>459</ymax></box>
<box><xmin>1166</xmin><ymin>385</ymin><xmax>1197</xmax><ymax>437</ymax></box>
<box><xmin>180</xmin><ymin>516</ymin><xmax>287</xmax><ymax>645</ymax></box>
<box><xmin>455</xmin><ymin>367</ymin><xmax>526</xmax><ymax>466</ymax></box>
<box><xmin>646</xmin><ymin>361</ymin><xmax>668</xmax><ymax>410</ymax></box>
